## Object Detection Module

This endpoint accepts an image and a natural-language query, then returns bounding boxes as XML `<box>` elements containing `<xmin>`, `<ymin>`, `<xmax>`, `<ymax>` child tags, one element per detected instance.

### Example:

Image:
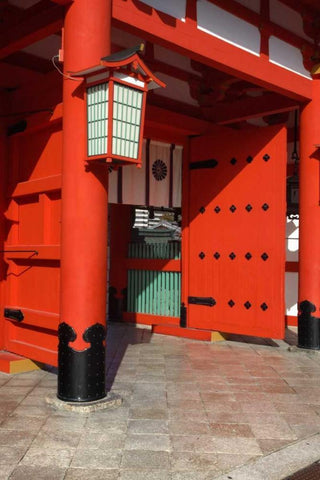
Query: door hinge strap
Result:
<box><xmin>190</xmin><ymin>159</ymin><xmax>218</xmax><ymax>170</ymax></box>
<box><xmin>4</xmin><ymin>308</ymin><xmax>24</xmax><ymax>322</ymax></box>
<box><xmin>188</xmin><ymin>296</ymin><xmax>216</xmax><ymax>307</ymax></box>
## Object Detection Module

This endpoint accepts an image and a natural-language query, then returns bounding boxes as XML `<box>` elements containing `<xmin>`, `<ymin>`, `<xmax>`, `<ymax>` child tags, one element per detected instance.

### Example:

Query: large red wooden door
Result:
<box><xmin>187</xmin><ymin>125</ymin><xmax>286</xmax><ymax>339</ymax></box>
<box><xmin>3</xmin><ymin>111</ymin><xmax>62</xmax><ymax>366</ymax></box>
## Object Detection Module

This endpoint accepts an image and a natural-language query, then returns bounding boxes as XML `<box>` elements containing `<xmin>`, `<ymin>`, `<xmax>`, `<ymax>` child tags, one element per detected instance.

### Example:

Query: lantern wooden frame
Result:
<box><xmin>72</xmin><ymin>44</ymin><xmax>165</xmax><ymax>166</ymax></box>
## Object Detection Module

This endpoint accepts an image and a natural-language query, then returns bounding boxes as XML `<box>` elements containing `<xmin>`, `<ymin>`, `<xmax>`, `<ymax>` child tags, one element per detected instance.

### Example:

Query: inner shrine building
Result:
<box><xmin>1</xmin><ymin>0</ymin><xmax>320</xmax><ymax>401</ymax></box>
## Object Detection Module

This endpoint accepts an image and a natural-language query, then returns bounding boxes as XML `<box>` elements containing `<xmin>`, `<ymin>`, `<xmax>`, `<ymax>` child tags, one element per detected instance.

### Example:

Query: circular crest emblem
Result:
<box><xmin>152</xmin><ymin>159</ymin><xmax>167</xmax><ymax>181</ymax></box>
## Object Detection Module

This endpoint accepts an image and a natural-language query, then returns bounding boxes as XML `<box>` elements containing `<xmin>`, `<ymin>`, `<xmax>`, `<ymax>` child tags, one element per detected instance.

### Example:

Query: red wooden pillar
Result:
<box><xmin>0</xmin><ymin>109</ymin><xmax>8</xmax><ymax>351</ymax></box>
<box><xmin>58</xmin><ymin>0</ymin><xmax>111</xmax><ymax>401</ymax></box>
<box><xmin>298</xmin><ymin>78</ymin><xmax>320</xmax><ymax>349</ymax></box>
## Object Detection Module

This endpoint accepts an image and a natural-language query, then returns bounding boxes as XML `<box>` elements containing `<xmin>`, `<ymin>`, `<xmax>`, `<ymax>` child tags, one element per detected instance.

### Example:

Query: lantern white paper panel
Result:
<box><xmin>112</xmin><ymin>84</ymin><xmax>143</xmax><ymax>159</ymax></box>
<box><xmin>197</xmin><ymin>0</ymin><xmax>261</xmax><ymax>56</ymax></box>
<box><xmin>87</xmin><ymin>83</ymin><xmax>108</xmax><ymax>156</ymax></box>
<box><xmin>122</xmin><ymin>140</ymin><xmax>146</xmax><ymax>205</ymax></box>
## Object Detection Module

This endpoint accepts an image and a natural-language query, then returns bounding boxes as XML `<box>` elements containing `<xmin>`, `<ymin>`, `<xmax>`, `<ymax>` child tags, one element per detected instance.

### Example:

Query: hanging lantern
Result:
<box><xmin>72</xmin><ymin>44</ymin><xmax>165</xmax><ymax>166</ymax></box>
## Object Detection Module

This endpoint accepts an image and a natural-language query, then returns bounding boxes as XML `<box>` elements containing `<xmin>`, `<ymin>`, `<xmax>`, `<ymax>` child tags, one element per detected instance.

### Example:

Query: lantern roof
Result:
<box><xmin>70</xmin><ymin>43</ymin><xmax>165</xmax><ymax>90</ymax></box>
<box><xmin>101</xmin><ymin>43</ymin><xmax>144</xmax><ymax>63</ymax></box>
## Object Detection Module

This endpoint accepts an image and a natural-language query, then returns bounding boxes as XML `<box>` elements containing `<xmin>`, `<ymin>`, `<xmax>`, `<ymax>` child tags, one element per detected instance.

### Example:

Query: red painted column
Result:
<box><xmin>298</xmin><ymin>78</ymin><xmax>320</xmax><ymax>349</ymax></box>
<box><xmin>0</xmin><ymin>103</ymin><xmax>8</xmax><ymax>351</ymax></box>
<box><xmin>58</xmin><ymin>0</ymin><xmax>111</xmax><ymax>401</ymax></box>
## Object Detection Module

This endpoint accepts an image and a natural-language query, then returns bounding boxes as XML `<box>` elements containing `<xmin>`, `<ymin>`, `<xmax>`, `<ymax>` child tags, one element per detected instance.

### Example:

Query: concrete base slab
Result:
<box><xmin>46</xmin><ymin>393</ymin><xmax>122</xmax><ymax>413</ymax></box>
<box><xmin>288</xmin><ymin>346</ymin><xmax>320</xmax><ymax>355</ymax></box>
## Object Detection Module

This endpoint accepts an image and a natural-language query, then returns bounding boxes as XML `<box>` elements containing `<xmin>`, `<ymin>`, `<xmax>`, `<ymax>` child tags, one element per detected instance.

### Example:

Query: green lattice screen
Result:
<box><xmin>87</xmin><ymin>83</ymin><xmax>108</xmax><ymax>156</ymax></box>
<box><xmin>127</xmin><ymin>270</ymin><xmax>181</xmax><ymax>317</ymax></box>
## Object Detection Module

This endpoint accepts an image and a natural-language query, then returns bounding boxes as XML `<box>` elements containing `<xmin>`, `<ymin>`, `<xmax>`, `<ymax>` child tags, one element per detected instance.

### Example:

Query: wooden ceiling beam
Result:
<box><xmin>148</xmin><ymin>94</ymin><xmax>203</xmax><ymax>120</ymax></box>
<box><xmin>0</xmin><ymin>62</ymin><xmax>44</xmax><ymax>90</ymax></box>
<box><xmin>0</xmin><ymin>3</ymin><xmax>64</xmax><ymax>60</ymax></box>
<box><xmin>207</xmin><ymin>0</ymin><xmax>315</xmax><ymax>50</ymax></box>
<box><xmin>145</xmin><ymin>104</ymin><xmax>213</xmax><ymax>136</ymax></box>
<box><xmin>112</xmin><ymin>0</ymin><xmax>312</xmax><ymax>101</ymax></box>
<box><xmin>3</xmin><ymin>51</ymin><xmax>54</xmax><ymax>74</ymax></box>
<box><xmin>204</xmin><ymin>93</ymin><xmax>299</xmax><ymax>124</ymax></box>
<box><xmin>50</xmin><ymin>0</ymin><xmax>72</xmax><ymax>4</ymax></box>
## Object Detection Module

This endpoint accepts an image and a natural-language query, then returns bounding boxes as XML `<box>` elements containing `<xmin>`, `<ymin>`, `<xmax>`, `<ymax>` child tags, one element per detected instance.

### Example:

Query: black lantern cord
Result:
<box><xmin>51</xmin><ymin>55</ymin><xmax>82</xmax><ymax>81</ymax></box>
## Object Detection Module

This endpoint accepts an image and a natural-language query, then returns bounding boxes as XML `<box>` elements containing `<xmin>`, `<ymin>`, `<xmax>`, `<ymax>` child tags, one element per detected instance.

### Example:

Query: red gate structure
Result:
<box><xmin>187</xmin><ymin>126</ymin><xmax>286</xmax><ymax>338</ymax></box>
<box><xmin>1</xmin><ymin>0</ymin><xmax>320</xmax><ymax>398</ymax></box>
<box><xmin>3</xmin><ymin>110</ymin><xmax>62</xmax><ymax>367</ymax></box>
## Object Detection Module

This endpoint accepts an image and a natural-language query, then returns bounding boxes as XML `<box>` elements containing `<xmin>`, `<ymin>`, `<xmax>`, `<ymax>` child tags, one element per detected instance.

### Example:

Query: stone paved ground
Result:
<box><xmin>1</xmin><ymin>323</ymin><xmax>320</xmax><ymax>479</ymax></box>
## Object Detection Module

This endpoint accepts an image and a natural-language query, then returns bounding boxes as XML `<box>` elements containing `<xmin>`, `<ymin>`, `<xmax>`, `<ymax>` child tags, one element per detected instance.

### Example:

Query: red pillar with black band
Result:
<box><xmin>298</xmin><ymin>77</ymin><xmax>320</xmax><ymax>349</ymax></box>
<box><xmin>58</xmin><ymin>0</ymin><xmax>111</xmax><ymax>401</ymax></box>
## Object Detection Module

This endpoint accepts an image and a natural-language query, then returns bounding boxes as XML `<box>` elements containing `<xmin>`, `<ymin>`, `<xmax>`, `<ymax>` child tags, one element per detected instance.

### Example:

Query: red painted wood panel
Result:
<box><xmin>3</xmin><ymin>116</ymin><xmax>61</xmax><ymax>365</ymax></box>
<box><xmin>187</xmin><ymin>125</ymin><xmax>286</xmax><ymax>338</ymax></box>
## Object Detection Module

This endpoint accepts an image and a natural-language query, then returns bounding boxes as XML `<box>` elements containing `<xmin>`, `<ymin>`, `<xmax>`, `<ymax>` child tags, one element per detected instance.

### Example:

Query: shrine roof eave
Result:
<box><xmin>112</xmin><ymin>0</ymin><xmax>313</xmax><ymax>103</ymax></box>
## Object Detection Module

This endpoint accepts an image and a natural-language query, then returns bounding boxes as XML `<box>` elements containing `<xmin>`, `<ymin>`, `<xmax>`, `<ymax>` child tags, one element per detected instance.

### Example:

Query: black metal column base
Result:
<box><xmin>58</xmin><ymin>322</ymin><xmax>106</xmax><ymax>402</ymax></box>
<box><xmin>298</xmin><ymin>300</ymin><xmax>320</xmax><ymax>350</ymax></box>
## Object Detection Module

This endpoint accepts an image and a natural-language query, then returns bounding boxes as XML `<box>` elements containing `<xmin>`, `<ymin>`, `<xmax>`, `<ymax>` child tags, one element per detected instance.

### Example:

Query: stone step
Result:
<box><xmin>0</xmin><ymin>351</ymin><xmax>40</xmax><ymax>374</ymax></box>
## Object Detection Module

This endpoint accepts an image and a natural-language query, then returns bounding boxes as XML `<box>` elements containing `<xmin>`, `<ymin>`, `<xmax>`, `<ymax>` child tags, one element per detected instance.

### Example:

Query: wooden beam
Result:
<box><xmin>8</xmin><ymin>70</ymin><xmax>62</xmax><ymax>115</ymax></box>
<box><xmin>112</xmin><ymin>0</ymin><xmax>312</xmax><ymax>101</ymax></box>
<box><xmin>148</xmin><ymin>94</ymin><xmax>202</xmax><ymax>120</ymax></box>
<box><xmin>0</xmin><ymin>4</ymin><xmax>64</xmax><ymax>60</ymax></box>
<box><xmin>204</xmin><ymin>93</ymin><xmax>298</xmax><ymax>124</ymax></box>
<box><xmin>145</xmin><ymin>104</ymin><xmax>213</xmax><ymax>136</ymax></box>
<box><xmin>0</xmin><ymin>61</ymin><xmax>43</xmax><ymax>89</ymax></box>
<box><xmin>3</xmin><ymin>51</ymin><xmax>54</xmax><ymax>74</ymax></box>
<box><xmin>50</xmin><ymin>0</ymin><xmax>72</xmax><ymax>4</ymax></box>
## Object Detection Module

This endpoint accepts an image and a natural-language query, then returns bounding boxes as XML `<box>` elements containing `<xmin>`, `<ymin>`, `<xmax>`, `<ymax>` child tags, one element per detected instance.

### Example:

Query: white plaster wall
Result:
<box><xmin>197</xmin><ymin>0</ymin><xmax>261</xmax><ymax>56</ymax></box>
<box><xmin>153</xmin><ymin>73</ymin><xmax>199</xmax><ymax>106</ymax></box>
<box><xmin>286</xmin><ymin>272</ymin><xmax>298</xmax><ymax>317</ymax></box>
<box><xmin>286</xmin><ymin>216</ymin><xmax>299</xmax><ymax>262</ymax></box>
<box><xmin>270</xmin><ymin>0</ymin><xmax>313</xmax><ymax>42</ymax></box>
<box><xmin>154</xmin><ymin>45</ymin><xmax>202</xmax><ymax>76</ymax></box>
<box><xmin>23</xmin><ymin>35</ymin><xmax>61</xmax><ymax>59</ymax></box>
<box><xmin>111</xmin><ymin>28</ymin><xmax>143</xmax><ymax>49</ymax></box>
<box><xmin>269</xmin><ymin>36</ymin><xmax>311</xmax><ymax>79</ymax></box>
<box><xmin>139</xmin><ymin>0</ymin><xmax>186</xmax><ymax>20</ymax></box>
<box><xmin>286</xmin><ymin>216</ymin><xmax>299</xmax><ymax>317</ymax></box>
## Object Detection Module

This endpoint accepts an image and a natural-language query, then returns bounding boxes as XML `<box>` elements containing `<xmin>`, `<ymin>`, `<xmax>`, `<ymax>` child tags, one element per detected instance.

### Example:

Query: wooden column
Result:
<box><xmin>0</xmin><ymin>102</ymin><xmax>8</xmax><ymax>351</ymax></box>
<box><xmin>58</xmin><ymin>0</ymin><xmax>111</xmax><ymax>401</ymax></box>
<box><xmin>298</xmin><ymin>78</ymin><xmax>320</xmax><ymax>349</ymax></box>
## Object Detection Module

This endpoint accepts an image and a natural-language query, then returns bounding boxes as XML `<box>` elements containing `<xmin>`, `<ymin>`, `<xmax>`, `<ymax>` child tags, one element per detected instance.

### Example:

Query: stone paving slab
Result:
<box><xmin>0</xmin><ymin>324</ymin><xmax>320</xmax><ymax>479</ymax></box>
